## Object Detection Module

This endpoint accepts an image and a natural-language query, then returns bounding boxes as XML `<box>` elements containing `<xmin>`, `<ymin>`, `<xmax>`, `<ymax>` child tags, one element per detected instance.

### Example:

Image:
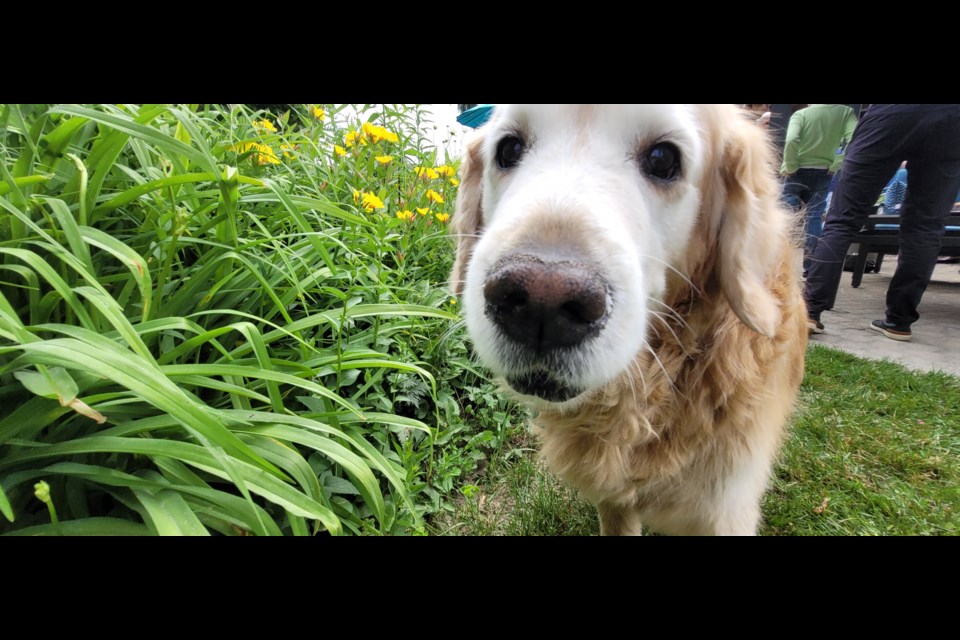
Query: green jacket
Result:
<box><xmin>781</xmin><ymin>104</ymin><xmax>858</xmax><ymax>175</ymax></box>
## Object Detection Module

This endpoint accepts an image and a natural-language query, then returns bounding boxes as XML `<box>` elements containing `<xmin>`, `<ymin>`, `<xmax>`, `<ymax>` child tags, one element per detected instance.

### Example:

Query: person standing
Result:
<box><xmin>804</xmin><ymin>104</ymin><xmax>960</xmax><ymax>341</ymax></box>
<box><xmin>781</xmin><ymin>104</ymin><xmax>859</xmax><ymax>277</ymax></box>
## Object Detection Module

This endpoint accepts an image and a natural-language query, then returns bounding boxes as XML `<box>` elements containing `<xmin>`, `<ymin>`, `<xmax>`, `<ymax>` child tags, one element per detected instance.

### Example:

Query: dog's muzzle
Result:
<box><xmin>482</xmin><ymin>254</ymin><xmax>610</xmax><ymax>401</ymax></box>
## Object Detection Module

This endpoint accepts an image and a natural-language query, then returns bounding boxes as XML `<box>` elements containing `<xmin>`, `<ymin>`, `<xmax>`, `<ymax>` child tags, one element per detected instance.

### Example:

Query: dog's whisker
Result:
<box><xmin>642</xmin><ymin>341</ymin><xmax>690</xmax><ymax>404</ymax></box>
<box><xmin>625</xmin><ymin>359</ymin><xmax>648</xmax><ymax>418</ymax></box>
<box><xmin>647</xmin><ymin>296</ymin><xmax>692</xmax><ymax>324</ymax></box>
<box><xmin>648</xmin><ymin>311</ymin><xmax>691</xmax><ymax>357</ymax></box>
<box><xmin>640</xmin><ymin>254</ymin><xmax>703</xmax><ymax>296</ymax></box>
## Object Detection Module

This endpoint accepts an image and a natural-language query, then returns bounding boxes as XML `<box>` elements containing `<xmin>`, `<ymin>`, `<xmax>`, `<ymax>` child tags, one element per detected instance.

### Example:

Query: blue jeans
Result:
<box><xmin>782</xmin><ymin>168</ymin><xmax>834</xmax><ymax>274</ymax></box>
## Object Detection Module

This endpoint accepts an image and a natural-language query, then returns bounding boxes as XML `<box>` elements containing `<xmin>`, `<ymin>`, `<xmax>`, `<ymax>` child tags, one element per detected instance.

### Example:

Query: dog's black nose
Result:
<box><xmin>483</xmin><ymin>255</ymin><xmax>608</xmax><ymax>351</ymax></box>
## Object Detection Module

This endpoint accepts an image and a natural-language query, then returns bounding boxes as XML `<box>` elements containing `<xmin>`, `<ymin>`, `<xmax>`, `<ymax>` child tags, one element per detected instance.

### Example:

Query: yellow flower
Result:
<box><xmin>361</xmin><ymin>192</ymin><xmax>385</xmax><ymax>211</ymax></box>
<box><xmin>396</xmin><ymin>210</ymin><xmax>415</xmax><ymax>221</ymax></box>
<box><xmin>416</xmin><ymin>207</ymin><xmax>429</xmax><ymax>215</ymax></box>
<box><xmin>257</xmin><ymin>144</ymin><xmax>280</xmax><ymax>164</ymax></box>
<box><xmin>434</xmin><ymin>165</ymin><xmax>455</xmax><ymax>177</ymax></box>
<box><xmin>435</xmin><ymin>213</ymin><xmax>450</xmax><ymax>223</ymax></box>
<box><xmin>334</xmin><ymin>145</ymin><xmax>348</xmax><ymax>157</ymax></box>
<box><xmin>449</xmin><ymin>178</ymin><xmax>459</xmax><ymax>186</ymax></box>
<box><xmin>281</xmin><ymin>144</ymin><xmax>297</xmax><ymax>159</ymax></box>
<box><xmin>426</xmin><ymin>189</ymin><xmax>444</xmax><ymax>204</ymax></box>
<box><xmin>352</xmin><ymin>189</ymin><xmax>360</xmax><ymax>203</ymax></box>
<box><xmin>375</xmin><ymin>155</ymin><xmax>393</xmax><ymax>164</ymax></box>
<box><xmin>233</xmin><ymin>141</ymin><xmax>280</xmax><ymax>164</ymax></box>
<box><xmin>415</xmin><ymin>166</ymin><xmax>440</xmax><ymax>180</ymax></box>
<box><xmin>253</xmin><ymin>119</ymin><xmax>277</xmax><ymax>133</ymax></box>
<box><xmin>449</xmin><ymin>297</ymin><xmax>457</xmax><ymax>305</ymax></box>
<box><xmin>312</xmin><ymin>106</ymin><xmax>326</xmax><ymax>120</ymax></box>
<box><xmin>345</xmin><ymin>130</ymin><xmax>360</xmax><ymax>147</ymax></box>
<box><xmin>362</xmin><ymin>122</ymin><xmax>399</xmax><ymax>144</ymax></box>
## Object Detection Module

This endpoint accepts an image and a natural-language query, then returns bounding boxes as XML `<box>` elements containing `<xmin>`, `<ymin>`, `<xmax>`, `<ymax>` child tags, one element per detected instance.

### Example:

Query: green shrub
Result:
<box><xmin>0</xmin><ymin>103</ymin><xmax>521</xmax><ymax>535</ymax></box>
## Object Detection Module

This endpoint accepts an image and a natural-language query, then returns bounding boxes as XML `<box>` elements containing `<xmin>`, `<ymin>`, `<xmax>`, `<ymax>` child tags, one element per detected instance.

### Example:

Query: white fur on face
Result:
<box><xmin>462</xmin><ymin>105</ymin><xmax>707</xmax><ymax>405</ymax></box>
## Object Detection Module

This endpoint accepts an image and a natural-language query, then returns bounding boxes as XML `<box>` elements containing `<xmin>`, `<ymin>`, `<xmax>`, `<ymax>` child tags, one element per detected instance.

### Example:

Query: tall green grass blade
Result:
<box><xmin>77</xmin><ymin>227</ymin><xmax>152</xmax><ymax>321</ymax></box>
<box><xmin>0</xmin><ymin>174</ymin><xmax>52</xmax><ymax>197</ymax></box>
<box><xmin>261</xmin><ymin>178</ymin><xmax>336</xmax><ymax>274</ymax></box>
<box><xmin>237</xmin><ymin>424</ymin><xmax>384</xmax><ymax>526</ymax></box>
<box><xmin>0</xmin><ymin>265</ymin><xmax>41</xmax><ymax>325</ymax></box>
<box><xmin>0</xmin><ymin>247</ymin><xmax>95</xmax><ymax>327</ymax></box>
<box><xmin>0</xmin><ymin>436</ymin><xmax>340</xmax><ymax>534</ymax></box>
<box><xmin>132</xmin><ymin>482</ymin><xmax>210</xmax><ymax>536</ymax></box>
<box><xmin>0</xmin><ymin>484</ymin><xmax>13</xmax><ymax>522</ymax></box>
<box><xmin>38</xmin><ymin>115</ymin><xmax>89</xmax><ymax>165</ymax></box>
<box><xmin>65</xmin><ymin>153</ymin><xmax>88</xmax><ymax>226</ymax></box>
<box><xmin>1</xmin><ymin>336</ymin><xmax>287</xmax><ymax>479</ymax></box>
<box><xmin>49</xmin><ymin>105</ymin><xmax>216</xmax><ymax>174</ymax></box>
<box><xmin>161</xmin><ymin>363</ymin><xmax>363</xmax><ymax>418</ymax></box>
<box><xmin>31</xmin><ymin>461</ymin><xmax>283</xmax><ymax>536</ymax></box>
<box><xmin>38</xmin><ymin>196</ymin><xmax>94</xmax><ymax>273</ymax></box>
<box><xmin>3</xmin><ymin>518</ymin><xmax>151</xmax><ymax>536</ymax></box>
<box><xmin>0</xmin><ymin>395</ymin><xmax>68</xmax><ymax>446</ymax></box>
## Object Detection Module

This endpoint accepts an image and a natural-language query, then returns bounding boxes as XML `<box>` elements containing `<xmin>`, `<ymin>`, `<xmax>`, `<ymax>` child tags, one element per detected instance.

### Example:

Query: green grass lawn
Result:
<box><xmin>435</xmin><ymin>344</ymin><xmax>960</xmax><ymax>536</ymax></box>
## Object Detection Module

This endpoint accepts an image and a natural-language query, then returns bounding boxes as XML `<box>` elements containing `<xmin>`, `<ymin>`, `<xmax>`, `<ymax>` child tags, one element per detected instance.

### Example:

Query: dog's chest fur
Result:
<box><xmin>533</xmin><ymin>252</ymin><xmax>807</xmax><ymax>534</ymax></box>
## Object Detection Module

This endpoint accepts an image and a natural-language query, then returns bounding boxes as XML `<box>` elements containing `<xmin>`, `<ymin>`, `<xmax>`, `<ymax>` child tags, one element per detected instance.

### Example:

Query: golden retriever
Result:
<box><xmin>449</xmin><ymin>104</ymin><xmax>808</xmax><ymax>536</ymax></box>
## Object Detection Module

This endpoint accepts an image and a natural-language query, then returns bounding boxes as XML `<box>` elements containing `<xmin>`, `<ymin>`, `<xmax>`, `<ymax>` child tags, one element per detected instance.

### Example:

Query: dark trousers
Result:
<box><xmin>803</xmin><ymin>104</ymin><xmax>960</xmax><ymax>327</ymax></box>
<box><xmin>782</xmin><ymin>168</ymin><xmax>834</xmax><ymax>273</ymax></box>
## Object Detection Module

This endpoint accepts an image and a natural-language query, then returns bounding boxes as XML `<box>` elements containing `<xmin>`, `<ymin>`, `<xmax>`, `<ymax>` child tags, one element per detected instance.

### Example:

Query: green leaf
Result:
<box><xmin>323</xmin><ymin>475</ymin><xmax>361</xmax><ymax>496</ymax></box>
<box><xmin>0</xmin><ymin>247</ymin><xmax>95</xmax><ymax>328</ymax></box>
<box><xmin>13</xmin><ymin>367</ymin><xmax>78</xmax><ymax>403</ymax></box>
<box><xmin>0</xmin><ymin>174</ymin><xmax>52</xmax><ymax>197</ymax></box>
<box><xmin>38</xmin><ymin>114</ymin><xmax>89</xmax><ymax>164</ymax></box>
<box><xmin>48</xmin><ymin>105</ymin><xmax>217</xmax><ymax>174</ymax></box>
<box><xmin>2</xmin><ymin>336</ymin><xmax>288</xmax><ymax>480</ymax></box>
<box><xmin>26</xmin><ymin>462</ymin><xmax>283</xmax><ymax>536</ymax></box>
<box><xmin>235</xmin><ymin>423</ymin><xmax>384</xmax><ymax>527</ymax></box>
<box><xmin>37</xmin><ymin>196</ymin><xmax>95</xmax><ymax>273</ymax></box>
<box><xmin>0</xmin><ymin>436</ymin><xmax>341</xmax><ymax>534</ymax></box>
<box><xmin>132</xmin><ymin>485</ymin><xmax>210</xmax><ymax>536</ymax></box>
<box><xmin>161</xmin><ymin>362</ymin><xmax>363</xmax><ymax>419</ymax></box>
<box><xmin>78</xmin><ymin>226</ymin><xmax>153</xmax><ymax>322</ymax></box>
<box><xmin>0</xmin><ymin>395</ymin><xmax>70</xmax><ymax>447</ymax></box>
<box><xmin>3</xmin><ymin>518</ymin><xmax>151</xmax><ymax>536</ymax></box>
<box><xmin>0</xmin><ymin>484</ymin><xmax>14</xmax><ymax>522</ymax></box>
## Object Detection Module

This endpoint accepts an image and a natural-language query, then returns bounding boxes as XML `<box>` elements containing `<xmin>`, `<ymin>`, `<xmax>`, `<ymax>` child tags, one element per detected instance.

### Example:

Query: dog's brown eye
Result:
<box><xmin>643</xmin><ymin>143</ymin><xmax>681</xmax><ymax>181</ymax></box>
<box><xmin>496</xmin><ymin>135</ymin><xmax>525</xmax><ymax>169</ymax></box>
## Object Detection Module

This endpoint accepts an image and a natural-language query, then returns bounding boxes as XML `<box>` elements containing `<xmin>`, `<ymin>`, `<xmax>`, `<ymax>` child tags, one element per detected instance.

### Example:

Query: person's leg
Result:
<box><xmin>781</xmin><ymin>175</ymin><xmax>809</xmax><ymax>213</ymax></box>
<box><xmin>802</xmin><ymin>170</ymin><xmax>834</xmax><ymax>273</ymax></box>
<box><xmin>885</xmin><ymin>112</ymin><xmax>960</xmax><ymax>328</ymax></box>
<box><xmin>804</xmin><ymin>108</ymin><xmax>910</xmax><ymax>319</ymax></box>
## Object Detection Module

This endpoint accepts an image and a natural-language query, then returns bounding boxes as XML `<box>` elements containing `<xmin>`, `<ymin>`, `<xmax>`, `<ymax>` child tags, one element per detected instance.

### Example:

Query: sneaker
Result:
<box><xmin>807</xmin><ymin>316</ymin><xmax>824</xmax><ymax>334</ymax></box>
<box><xmin>869</xmin><ymin>319</ymin><xmax>911</xmax><ymax>342</ymax></box>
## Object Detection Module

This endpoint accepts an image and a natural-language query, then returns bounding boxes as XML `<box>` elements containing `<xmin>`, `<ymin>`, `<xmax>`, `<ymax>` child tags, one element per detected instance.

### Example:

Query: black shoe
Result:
<box><xmin>869</xmin><ymin>319</ymin><xmax>911</xmax><ymax>342</ymax></box>
<box><xmin>807</xmin><ymin>316</ymin><xmax>824</xmax><ymax>334</ymax></box>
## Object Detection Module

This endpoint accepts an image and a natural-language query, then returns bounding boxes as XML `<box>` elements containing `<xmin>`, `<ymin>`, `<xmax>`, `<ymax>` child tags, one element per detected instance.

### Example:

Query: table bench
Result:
<box><xmin>850</xmin><ymin>211</ymin><xmax>960</xmax><ymax>287</ymax></box>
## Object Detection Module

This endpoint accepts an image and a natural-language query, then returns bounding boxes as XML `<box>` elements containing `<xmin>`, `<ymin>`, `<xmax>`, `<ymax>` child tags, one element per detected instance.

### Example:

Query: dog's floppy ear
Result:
<box><xmin>715</xmin><ymin>114</ymin><xmax>787</xmax><ymax>338</ymax></box>
<box><xmin>449</xmin><ymin>130</ymin><xmax>486</xmax><ymax>297</ymax></box>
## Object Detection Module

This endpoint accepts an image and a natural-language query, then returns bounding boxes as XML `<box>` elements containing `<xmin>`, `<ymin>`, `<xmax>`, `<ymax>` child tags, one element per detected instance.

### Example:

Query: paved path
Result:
<box><xmin>809</xmin><ymin>259</ymin><xmax>960</xmax><ymax>377</ymax></box>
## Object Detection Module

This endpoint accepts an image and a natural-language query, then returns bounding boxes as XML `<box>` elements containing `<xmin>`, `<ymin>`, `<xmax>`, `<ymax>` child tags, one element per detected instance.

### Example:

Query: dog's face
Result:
<box><xmin>451</xmin><ymin>104</ymin><xmax>784</xmax><ymax>407</ymax></box>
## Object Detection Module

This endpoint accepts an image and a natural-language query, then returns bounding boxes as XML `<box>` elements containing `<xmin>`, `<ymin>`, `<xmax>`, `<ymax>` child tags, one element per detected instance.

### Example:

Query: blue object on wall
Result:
<box><xmin>457</xmin><ymin>104</ymin><xmax>495</xmax><ymax>129</ymax></box>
